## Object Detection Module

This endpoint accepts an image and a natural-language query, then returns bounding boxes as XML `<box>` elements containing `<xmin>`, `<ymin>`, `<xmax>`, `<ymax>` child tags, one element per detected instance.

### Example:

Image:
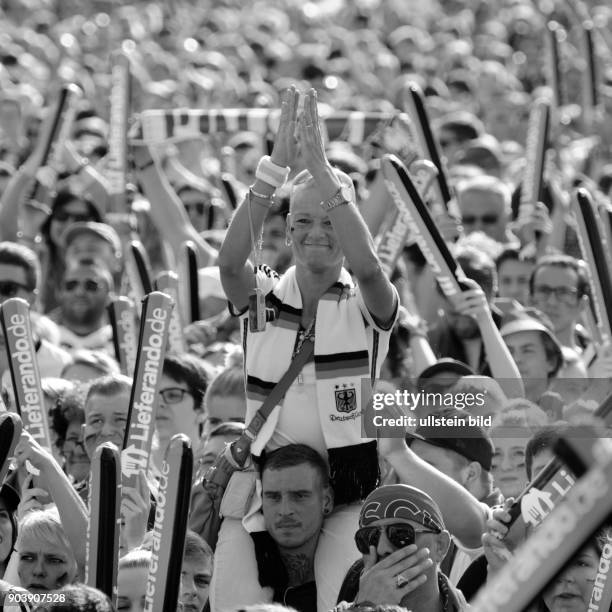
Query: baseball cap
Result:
<box><xmin>418</xmin><ymin>358</ymin><xmax>475</xmax><ymax>380</ymax></box>
<box><xmin>407</xmin><ymin>407</ymin><xmax>495</xmax><ymax>471</ymax></box>
<box><xmin>360</xmin><ymin>484</ymin><xmax>444</xmax><ymax>532</ymax></box>
<box><xmin>61</xmin><ymin>222</ymin><xmax>122</xmax><ymax>256</ymax></box>
<box><xmin>500</xmin><ymin>316</ymin><xmax>562</xmax><ymax>357</ymax></box>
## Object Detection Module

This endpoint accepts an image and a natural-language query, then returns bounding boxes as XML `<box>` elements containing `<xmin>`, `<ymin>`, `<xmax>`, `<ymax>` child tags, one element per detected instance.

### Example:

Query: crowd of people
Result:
<box><xmin>0</xmin><ymin>0</ymin><xmax>611</xmax><ymax>610</ymax></box>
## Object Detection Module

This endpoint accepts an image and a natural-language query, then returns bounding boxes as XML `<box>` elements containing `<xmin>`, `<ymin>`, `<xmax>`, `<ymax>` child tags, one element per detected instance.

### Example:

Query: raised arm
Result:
<box><xmin>13</xmin><ymin>431</ymin><xmax>88</xmax><ymax>575</ymax></box>
<box><xmin>218</xmin><ymin>86</ymin><xmax>299</xmax><ymax>311</ymax></box>
<box><xmin>451</xmin><ymin>279</ymin><xmax>525</xmax><ymax>398</ymax></box>
<box><xmin>379</xmin><ymin>436</ymin><xmax>487</xmax><ymax>549</ymax></box>
<box><xmin>298</xmin><ymin>89</ymin><xmax>397</xmax><ymax>325</ymax></box>
<box><xmin>133</xmin><ymin>144</ymin><xmax>218</xmax><ymax>267</ymax></box>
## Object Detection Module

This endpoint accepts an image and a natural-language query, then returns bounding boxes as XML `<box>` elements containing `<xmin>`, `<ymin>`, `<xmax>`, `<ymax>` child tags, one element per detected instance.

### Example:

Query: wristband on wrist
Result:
<box><xmin>249</xmin><ymin>187</ymin><xmax>274</xmax><ymax>208</ymax></box>
<box><xmin>255</xmin><ymin>155</ymin><xmax>289</xmax><ymax>188</ymax></box>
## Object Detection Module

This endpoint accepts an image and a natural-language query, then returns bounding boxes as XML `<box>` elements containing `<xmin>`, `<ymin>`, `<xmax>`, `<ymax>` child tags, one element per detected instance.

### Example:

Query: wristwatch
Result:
<box><xmin>321</xmin><ymin>185</ymin><xmax>353</xmax><ymax>211</ymax></box>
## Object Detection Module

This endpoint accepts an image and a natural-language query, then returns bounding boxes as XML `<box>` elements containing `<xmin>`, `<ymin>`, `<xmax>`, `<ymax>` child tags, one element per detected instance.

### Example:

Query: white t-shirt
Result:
<box><xmin>268</xmin><ymin>361</ymin><xmax>328</xmax><ymax>458</ymax></box>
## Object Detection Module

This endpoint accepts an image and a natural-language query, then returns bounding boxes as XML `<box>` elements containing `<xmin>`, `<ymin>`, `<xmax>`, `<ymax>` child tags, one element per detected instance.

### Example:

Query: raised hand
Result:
<box><xmin>357</xmin><ymin>544</ymin><xmax>432</xmax><ymax>606</ymax></box>
<box><xmin>17</xmin><ymin>473</ymin><xmax>51</xmax><ymax>521</ymax></box>
<box><xmin>297</xmin><ymin>88</ymin><xmax>330</xmax><ymax>181</ymax></box>
<box><xmin>14</xmin><ymin>430</ymin><xmax>57</xmax><ymax>474</ymax></box>
<box><xmin>482</xmin><ymin>499</ymin><xmax>514</xmax><ymax>574</ymax></box>
<box><xmin>450</xmin><ymin>277</ymin><xmax>491</xmax><ymax>322</ymax></box>
<box><xmin>270</xmin><ymin>86</ymin><xmax>299</xmax><ymax>169</ymax></box>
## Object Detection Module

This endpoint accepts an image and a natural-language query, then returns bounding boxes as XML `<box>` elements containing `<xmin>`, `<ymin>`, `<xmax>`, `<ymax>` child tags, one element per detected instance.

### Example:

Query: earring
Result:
<box><xmin>285</xmin><ymin>237</ymin><xmax>292</xmax><ymax>246</ymax></box>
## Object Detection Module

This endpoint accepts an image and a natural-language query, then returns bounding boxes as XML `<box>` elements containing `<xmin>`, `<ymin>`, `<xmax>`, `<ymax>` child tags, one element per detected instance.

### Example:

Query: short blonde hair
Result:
<box><xmin>119</xmin><ymin>548</ymin><xmax>152</xmax><ymax>570</ymax></box>
<box><xmin>204</xmin><ymin>363</ymin><xmax>245</xmax><ymax>406</ymax></box>
<box><xmin>16</xmin><ymin>507</ymin><xmax>77</xmax><ymax>577</ymax></box>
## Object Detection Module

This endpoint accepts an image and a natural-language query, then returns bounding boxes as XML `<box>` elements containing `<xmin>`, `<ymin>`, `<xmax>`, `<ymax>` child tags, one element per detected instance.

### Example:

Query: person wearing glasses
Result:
<box><xmin>50</xmin><ymin>257</ymin><xmax>114</xmax><ymax>354</ymax></box>
<box><xmin>528</xmin><ymin>255</ymin><xmax>590</xmax><ymax>354</ymax></box>
<box><xmin>456</xmin><ymin>175</ymin><xmax>519</xmax><ymax>248</ymax></box>
<box><xmin>335</xmin><ymin>484</ymin><xmax>469</xmax><ymax>612</ymax></box>
<box><xmin>153</xmin><ymin>353</ymin><xmax>214</xmax><ymax>467</ymax></box>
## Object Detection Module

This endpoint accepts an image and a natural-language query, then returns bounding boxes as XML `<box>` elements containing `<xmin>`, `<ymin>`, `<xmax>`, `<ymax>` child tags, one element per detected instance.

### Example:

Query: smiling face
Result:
<box><xmin>83</xmin><ymin>389</ymin><xmax>131</xmax><ymax>458</ymax></box>
<box><xmin>287</xmin><ymin>182</ymin><xmax>344</xmax><ymax>274</ymax></box>
<box><xmin>542</xmin><ymin>544</ymin><xmax>599</xmax><ymax>612</ymax></box>
<box><xmin>489</xmin><ymin>433</ymin><xmax>528</xmax><ymax>498</ymax></box>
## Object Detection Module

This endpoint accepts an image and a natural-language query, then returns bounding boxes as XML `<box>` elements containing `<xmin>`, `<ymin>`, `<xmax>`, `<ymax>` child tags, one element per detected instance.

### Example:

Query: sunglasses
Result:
<box><xmin>462</xmin><ymin>214</ymin><xmax>499</xmax><ymax>225</ymax></box>
<box><xmin>0</xmin><ymin>280</ymin><xmax>30</xmax><ymax>297</ymax></box>
<box><xmin>355</xmin><ymin>523</ymin><xmax>439</xmax><ymax>554</ymax></box>
<box><xmin>158</xmin><ymin>387</ymin><xmax>192</xmax><ymax>404</ymax></box>
<box><xmin>62</xmin><ymin>279</ymin><xmax>103</xmax><ymax>293</ymax></box>
<box><xmin>54</xmin><ymin>210</ymin><xmax>94</xmax><ymax>223</ymax></box>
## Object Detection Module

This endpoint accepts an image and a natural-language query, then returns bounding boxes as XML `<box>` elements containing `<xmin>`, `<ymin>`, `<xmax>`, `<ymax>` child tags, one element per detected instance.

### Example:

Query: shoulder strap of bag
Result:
<box><xmin>230</xmin><ymin>339</ymin><xmax>314</xmax><ymax>466</ymax></box>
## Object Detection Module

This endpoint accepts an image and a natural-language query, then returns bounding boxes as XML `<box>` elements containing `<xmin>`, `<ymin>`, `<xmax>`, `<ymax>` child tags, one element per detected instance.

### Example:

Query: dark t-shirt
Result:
<box><xmin>281</xmin><ymin>580</ymin><xmax>317</xmax><ymax>612</ymax></box>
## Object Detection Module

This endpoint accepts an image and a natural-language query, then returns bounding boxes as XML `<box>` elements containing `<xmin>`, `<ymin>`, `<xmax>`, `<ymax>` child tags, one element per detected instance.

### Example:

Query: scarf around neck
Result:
<box><xmin>244</xmin><ymin>266</ymin><xmax>377</xmax><ymax>457</ymax></box>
